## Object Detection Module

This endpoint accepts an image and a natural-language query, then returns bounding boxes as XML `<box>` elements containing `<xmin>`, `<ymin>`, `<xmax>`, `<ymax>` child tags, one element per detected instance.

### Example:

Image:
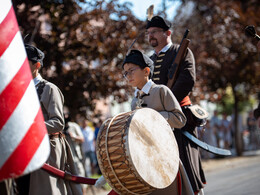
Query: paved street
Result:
<box><xmin>203</xmin><ymin>151</ymin><xmax>260</xmax><ymax>195</ymax></box>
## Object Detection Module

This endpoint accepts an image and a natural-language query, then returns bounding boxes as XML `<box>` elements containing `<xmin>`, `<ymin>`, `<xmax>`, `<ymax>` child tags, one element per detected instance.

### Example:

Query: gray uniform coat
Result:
<box><xmin>29</xmin><ymin>77</ymin><xmax>82</xmax><ymax>195</ymax></box>
<box><xmin>131</xmin><ymin>83</ymin><xmax>186</xmax><ymax>129</ymax></box>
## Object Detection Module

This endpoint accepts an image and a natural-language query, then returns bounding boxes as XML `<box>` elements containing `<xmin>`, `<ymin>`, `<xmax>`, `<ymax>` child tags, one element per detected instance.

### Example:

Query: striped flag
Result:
<box><xmin>0</xmin><ymin>0</ymin><xmax>50</xmax><ymax>181</ymax></box>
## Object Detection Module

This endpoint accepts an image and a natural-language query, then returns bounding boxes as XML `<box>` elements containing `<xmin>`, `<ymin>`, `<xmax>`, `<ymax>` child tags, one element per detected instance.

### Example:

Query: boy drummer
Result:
<box><xmin>122</xmin><ymin>49</ymin><xmax>186</xmax><ymax>130</ymax></box>
<box><xmin>122</xmin><ymin>49</ymin><xmax>194</xmax><ymax>195</ymax></box>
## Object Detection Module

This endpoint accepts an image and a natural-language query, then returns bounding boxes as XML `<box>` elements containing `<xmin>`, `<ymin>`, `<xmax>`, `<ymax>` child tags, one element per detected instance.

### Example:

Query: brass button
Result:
<box><xmin>159</xmin><ymin>53</ymin><xmax>165</xmax><ymax>57</ymax></box>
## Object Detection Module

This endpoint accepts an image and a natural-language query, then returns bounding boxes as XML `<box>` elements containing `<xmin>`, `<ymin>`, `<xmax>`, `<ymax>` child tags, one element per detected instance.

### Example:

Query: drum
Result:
<box><xmin>96</xmin><ymin>108</ymin><xmax>179</xmax><ymax>195</ymax></box>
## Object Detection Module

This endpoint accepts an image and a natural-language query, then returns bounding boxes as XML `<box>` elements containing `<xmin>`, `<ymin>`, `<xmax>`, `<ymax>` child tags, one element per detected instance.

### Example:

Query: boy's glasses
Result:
<box><xmin>123</xmin><ymin>67</ymin><xmax>140</xmax><ymax>78</ymax></box>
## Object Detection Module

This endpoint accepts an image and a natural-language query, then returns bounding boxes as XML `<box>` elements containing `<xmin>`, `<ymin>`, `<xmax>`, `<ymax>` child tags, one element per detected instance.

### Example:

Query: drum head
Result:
<box><xmin>126</xmin><ymin>108</ymin><xmax>179</xmax><ymax>189</ymax></box>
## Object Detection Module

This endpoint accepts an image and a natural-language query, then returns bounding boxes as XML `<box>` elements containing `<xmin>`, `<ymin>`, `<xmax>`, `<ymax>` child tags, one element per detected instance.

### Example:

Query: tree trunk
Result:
<box><xmin>232</xmin><ymin>87</ymin><xmax>243</xmax><ymax>156</ymax></box>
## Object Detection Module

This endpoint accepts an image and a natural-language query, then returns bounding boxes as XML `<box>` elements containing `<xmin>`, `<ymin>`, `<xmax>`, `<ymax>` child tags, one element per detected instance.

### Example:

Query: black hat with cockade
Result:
<box><xmin>25</xmin><ymin>44</ymin><xmax>45</xmax><ymax>67</ymax></box>
<box><xmin>122</xmin><ymin>49</ymin><xmax>154</xmax><ymax>77</ymax></box>
<box><xmin>146</xmin><ymin>16</ymin><xmax>171</xmax><ymax>31</ymax></box>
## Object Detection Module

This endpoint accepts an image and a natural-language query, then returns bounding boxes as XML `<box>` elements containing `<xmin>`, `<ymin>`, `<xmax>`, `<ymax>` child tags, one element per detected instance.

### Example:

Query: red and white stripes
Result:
<box><xmin>0</xmin><ymin>0</ymin><xmax>50</xmax><ymax>181</ymax></box>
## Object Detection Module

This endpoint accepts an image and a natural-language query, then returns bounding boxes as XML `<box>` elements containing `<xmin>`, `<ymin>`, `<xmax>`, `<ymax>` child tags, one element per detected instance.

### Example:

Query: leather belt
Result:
<box><xmin>49</xmin><ymin>132</ymin><xmax>65</xmax><ymax>139</ymax></box>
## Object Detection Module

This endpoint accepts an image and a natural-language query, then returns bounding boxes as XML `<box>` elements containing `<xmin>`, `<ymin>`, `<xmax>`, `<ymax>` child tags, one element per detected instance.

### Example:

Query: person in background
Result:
<box><xmin>247</xmin><ymin>110</ymin><xmax>258</xmax><ymax>150</ymax></box>
<box><xmin>211</xmin><ymin>111</ymin><xmax>221</xmax><ymax>148</ymax></box>
<box><xmin>230</xmin><ymin>111</ymin><xmax>245</xmax><ymax>152</ymax></box>
<box><xmin>254</xmin><ymin>105</ymin><xmax>260</xmax><ymax>128</ymax></box>
<box><xmin>94</xmin><ymin>120</ymin><xmax>103</xmax><ymax>175</ymax></box>
<box><xmin>253</xmin><ymin>92</ymin><xmax>260</xmax><ymax>128</ymax></box>
<box><xmin>82</xmin><ymin>119</ymin><xmax>97</xmax><ymax>177</ymax></box>
<box><xmin>201</xmin><ymin>120</ymin><xmax>217</xmax><ymax>159</ymax></box>
<box><xmin>221</xmin><ymin>113</ymin><xmax>231</xmax><ymax>149</ymax></box>
<box><xmin>64</xmin><ymin>112</ymin><xmax>86</xmax><ymax>192</ymax></box>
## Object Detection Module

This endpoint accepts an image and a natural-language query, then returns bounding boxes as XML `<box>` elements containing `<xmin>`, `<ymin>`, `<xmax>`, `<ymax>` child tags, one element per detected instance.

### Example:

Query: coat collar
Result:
<box><xmin>33</xmin><ymin>74</ymin><xmax>43</xmax><ymax>87</ymax></box>
<box><xmin>134</xmin><ymin>79</ymin><xmax>154</xmax><ymax>97</ymax></box>
<box><xmin>154</xmin><ymin>42</ymin><xmax>173</xmax><ymax>55</ymax></box>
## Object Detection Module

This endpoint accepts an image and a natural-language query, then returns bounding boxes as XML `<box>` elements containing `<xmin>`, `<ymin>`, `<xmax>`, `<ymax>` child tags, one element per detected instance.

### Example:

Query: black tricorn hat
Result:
<box><xmin>122</xmin><ymin>49</ymin><xmax>154</xmax><ymax>77</ymax></box>
<box><xmin>146</xmin><ymin>16</ymin><xmax>171</xmax><ymax>31</ymax></box>
<box><xmin>25</xmin><ymin>44</ymin><xmax>45</xmax><ymax>67</ymax></box>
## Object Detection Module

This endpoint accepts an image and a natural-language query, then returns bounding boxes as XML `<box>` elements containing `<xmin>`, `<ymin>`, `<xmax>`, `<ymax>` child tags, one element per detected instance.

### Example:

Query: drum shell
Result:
<box><xmin>96</xmin><ymin>108</ymin><xmax>179</xmax><ymax>195</ymax></box>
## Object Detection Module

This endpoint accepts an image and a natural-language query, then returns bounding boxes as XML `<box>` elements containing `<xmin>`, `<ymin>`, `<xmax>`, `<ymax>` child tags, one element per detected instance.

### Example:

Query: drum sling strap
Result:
<box><xmin>182</xmin><ymin>131</ymin><xmax>231</xmax><ymax>156</ymax></box>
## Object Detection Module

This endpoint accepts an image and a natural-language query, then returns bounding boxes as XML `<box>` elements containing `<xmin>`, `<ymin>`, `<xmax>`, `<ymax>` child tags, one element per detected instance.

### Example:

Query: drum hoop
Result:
<box><xmin>95</xmin><ymin>119</ymin><xmax>114</xmax><ymax>190</ymax></box>
<box><xmin>105</xmin><ymin>111</ymin><xmax>139</xmax><ymax>195</ymax></box>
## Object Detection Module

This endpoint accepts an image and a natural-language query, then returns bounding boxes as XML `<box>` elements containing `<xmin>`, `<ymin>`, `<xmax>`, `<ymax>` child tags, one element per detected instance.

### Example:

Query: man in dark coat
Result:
<box><xmin>146</xmin><ymin>16</ymin><xmax>206</xmax><ymax>194</ymax></box>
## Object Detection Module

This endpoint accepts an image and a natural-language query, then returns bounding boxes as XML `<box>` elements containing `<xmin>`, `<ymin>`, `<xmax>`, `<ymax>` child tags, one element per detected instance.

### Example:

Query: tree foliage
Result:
<box><xmin>172</xmin><ymin>0</ymin><xmax>260</xmax><ymax>105</ymax></box>
<box><xmin>171</xmin><ymin>0</ymin><xmax>260</xmax><ymax>155</ymax></box>
<box><xmin>12</xmin><ymin>0</ymin><xmax>146</xmax><ymax>118</ymax></box>
<box><xmin>13</xmin><ymin>0</ymin><xmax>259</xmax><ymax>126</ymax></box>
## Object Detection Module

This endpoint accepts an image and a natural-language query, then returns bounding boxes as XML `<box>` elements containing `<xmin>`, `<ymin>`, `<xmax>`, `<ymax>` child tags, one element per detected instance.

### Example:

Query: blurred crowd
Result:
<box><xmin>198</xmin><ymin>110</ymin><xmax>260</xmax><ymax>159</ymax></box>
<box><xmin>63</xmin><ymin>112</ymin><xmax>103</xmax><ymax>192</ymax></box>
